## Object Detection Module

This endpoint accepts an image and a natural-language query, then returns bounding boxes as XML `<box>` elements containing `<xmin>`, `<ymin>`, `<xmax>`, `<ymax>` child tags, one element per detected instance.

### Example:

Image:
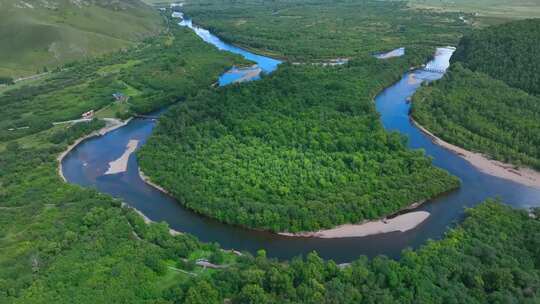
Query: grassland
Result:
<box><xmin>409</xmin><ymin>0</ymin><xmax>540</xmax><ymax>22</ymax></box>
<box><xmin>0</xmin><ymin>0</ymin><xmax>163</xmax><ymax>78</ymax></box>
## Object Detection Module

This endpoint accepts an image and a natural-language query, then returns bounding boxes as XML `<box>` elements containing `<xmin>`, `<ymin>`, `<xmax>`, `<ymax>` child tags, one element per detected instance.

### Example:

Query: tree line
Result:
<box><xmin>184</xmin><ymin>0</ymin><xmax>469</xmax><ymax>62</ymax></box>
<box><xmin>413</xmin><ymin>19</ymin><xmax>540</xmax><ymax>169</ymax></box>
<box><xmin>452</xmin><ymin>18</ymin><xmax>540</xmax><ymax>95</ymax></box>
<box><xmin>1</xmin><ymin>114</ymin><xmax>538</xmax><ymax>303</ymax></box>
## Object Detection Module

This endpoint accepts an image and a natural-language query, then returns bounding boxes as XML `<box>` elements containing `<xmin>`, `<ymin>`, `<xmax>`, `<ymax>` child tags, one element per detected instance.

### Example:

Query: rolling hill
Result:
<box><xmin>0</xmin><ymin>0</ymin><xmax>163</xmax><ymax>78</ymax></box>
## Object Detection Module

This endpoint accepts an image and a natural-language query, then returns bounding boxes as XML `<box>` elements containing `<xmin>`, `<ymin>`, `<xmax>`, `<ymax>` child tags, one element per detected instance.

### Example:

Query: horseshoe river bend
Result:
<box><xmin>60</xmin><ymin>14</ymin><xmax>540</xmax><ymax>263</ymax></box>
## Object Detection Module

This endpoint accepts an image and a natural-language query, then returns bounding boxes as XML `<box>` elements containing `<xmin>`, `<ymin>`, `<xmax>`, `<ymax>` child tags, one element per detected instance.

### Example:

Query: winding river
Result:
<box><xmin>61</xmin><ymin>16</ymin><xmax>540</xmax><ymax>263</ymax></box>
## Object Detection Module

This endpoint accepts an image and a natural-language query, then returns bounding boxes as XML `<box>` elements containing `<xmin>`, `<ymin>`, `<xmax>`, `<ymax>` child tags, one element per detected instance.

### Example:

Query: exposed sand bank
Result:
<box><xmin>139</xmin><ymin>165</ymin><xmax>432</xmax><ymax>239</ymax></box>
<box><xmin>236</xmin><ymin>67</ymin><xmax>262</xmax><ymax>83</ymax></box>
<box><xmin>104</xmin><ymin>139</ymin><xmax>139</xmax><ymax>175</ymax></box>
<box><xmin>375</xmin><ymin>47</ymin><xmax>405</xmax><ymax>59</ymax></box>
<box><xmin>412</xmin><ymin>119</ymin><xmax>540</xmax><ymax>189</ymax></box>
<box><xmin>57</xmin><ymin>118</ymin><xmax>131</xmax><ymax>182</ymax></box>
<box><xmin>122</xmin><ymin>202</ymin><xmax>182</xmax><ymax>236</ymax></box>
<box><xmin>225</xmin><ymin>65</ymin><xmax>263</xmax><ymax>83</ymax></box>
<box><xmin>280</xmin><ymin>211</ymin><xmax>430</xmax><ymax>238</ymax></box>
<box><xmin>138</xmin><ymin>168</ymin><xmax>172</xmax><ymax>195</ymax></box>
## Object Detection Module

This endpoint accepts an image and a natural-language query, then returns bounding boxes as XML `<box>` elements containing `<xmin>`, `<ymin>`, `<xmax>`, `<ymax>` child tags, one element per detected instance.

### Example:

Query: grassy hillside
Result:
<box><xmin>413</xmin><ymin>19</ymin><xmax>540</xmax><ymax>169</ymax></box>
<box><xmin>0</xmin><ymin>0</ymin><xmax>163</xmax><ymax>78</ymax></box>
<box><xmin>0</xmin><ymin>18</ymin><xmax>247</xmax><ymax>142</ymax></box>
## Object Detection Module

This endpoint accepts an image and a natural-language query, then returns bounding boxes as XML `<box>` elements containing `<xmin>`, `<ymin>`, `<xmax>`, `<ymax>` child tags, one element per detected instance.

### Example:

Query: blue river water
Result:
<box><xmin>61</xmin><ymin>16</ymin><xmax>540</xmax><ymax>263</ymax></box>
<box><xmin>178</xmin><ymin>17</ymin><xmax>282</xmax><ymax>85</ymax></box>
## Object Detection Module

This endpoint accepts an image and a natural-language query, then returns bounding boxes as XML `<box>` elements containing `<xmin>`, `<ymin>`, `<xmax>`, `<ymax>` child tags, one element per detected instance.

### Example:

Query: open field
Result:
<box><xmin>0</xmin><ymin>0</ymin><xmax>163</xmax><ymax>78</ymax></box>
<box><xmin>409</xmin><ymin>0</ymin><xmax>540</xmax><ymax>22</ymax></box>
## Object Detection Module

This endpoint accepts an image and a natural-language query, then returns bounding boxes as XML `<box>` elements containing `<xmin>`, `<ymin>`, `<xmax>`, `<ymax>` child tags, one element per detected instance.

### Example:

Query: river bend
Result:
<box><xmin>61</xmin><ymin>16</ymin><xmax>540</xmax><ymax>263</ymax></box>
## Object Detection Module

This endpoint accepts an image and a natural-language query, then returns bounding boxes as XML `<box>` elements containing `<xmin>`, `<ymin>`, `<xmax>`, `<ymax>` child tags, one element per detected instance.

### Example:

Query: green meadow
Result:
<box><xmin>0</xmin><ymin>0</ymin><xmax>163</xmax><ymax>78</ymax></box>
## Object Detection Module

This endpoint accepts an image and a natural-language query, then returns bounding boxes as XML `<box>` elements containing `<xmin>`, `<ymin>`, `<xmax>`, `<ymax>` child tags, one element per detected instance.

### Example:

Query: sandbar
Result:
<box><xmin>105</xmin><ymin>139</ymin><xmax>139</xmax><ymax>175</ymax></box>
<box><xmin>280</xmin><ymin>211</ymin><xmax>430</xmax><ymax>238</ymax></box>
<box><xmin>412</xmin><ymin>119</ymin><xmax>540</xmax><ymax>189</ymax></box>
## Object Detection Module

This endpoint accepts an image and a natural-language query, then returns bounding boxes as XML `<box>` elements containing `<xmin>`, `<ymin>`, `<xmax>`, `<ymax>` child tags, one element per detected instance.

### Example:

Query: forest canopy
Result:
<box><xmin>413</xmin><ymin>19</ymin><xmax>540</xmax><ymax>169</ymax></box>
<box><xmin>183</xmin><ymin>0</ymin><xmax>469</xmax><ymax>61</ymax></box>
<box><xmin>0</xmin><ymin>4</ymin><xmax>539</xmax><ymax>304</ymax></box>
<box><xmin>452</xmin><ymin>18</ymin><xmax>540</xmax><ymax>95</ymax></box>
<box><xmin>138</xmin><ymin>56</ymin><xmax>459</xmax><ymax>232</ymax></box>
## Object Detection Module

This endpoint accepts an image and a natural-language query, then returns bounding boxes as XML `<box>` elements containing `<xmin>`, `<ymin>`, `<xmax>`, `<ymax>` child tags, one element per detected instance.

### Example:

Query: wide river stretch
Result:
<box><xmin>62</xmin><ymin>15</ymin><xmax>540</xmax><ymax>263</ymax></box>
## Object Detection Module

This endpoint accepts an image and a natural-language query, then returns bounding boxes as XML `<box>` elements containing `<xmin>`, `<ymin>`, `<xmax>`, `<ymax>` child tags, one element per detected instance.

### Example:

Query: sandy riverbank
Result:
<box><xmin>57</xmin><ymin>118</ymin><xmax>132</xmax><ymax>182</ymax></box>
<box><xmin>122</xmin><ymin>202</ymin><xmax>182</xmax><ymax>236</ymax></box>
<box><xmin>412</xmin><ymin>119</ymin><xmax>540</xmax><ymax>189</ymax></box>
<box><xmin>225</xmin><ymin>65</ymin><xmax>263</xmax><ymax>83</ymax></box>
<box><xmin>138</xmin><ymin>168</ymin><xmax>172</xmax><ymax>195</ymax></box>
<box><xmin>236</xmin><ymin>67</ymin><xmax>262</xmax><ymax>83</ymax></box>
<box><xmin>280</xmin><ymin>211</ymin><xmax>430</xmax><ymax>238</ymax></box>
<box><xmin>105</xmin><ymin>139</ymin><xmax>139</xmax><ymax>175</ymax></box>
<box><xmin>139</xmin><ymin>165</ymin><xmax>432</xmax><ymax>239</ymax></box>
<box><xmin>55</xmin><ymin>117</ymin><xmax>185</xmax><ymax>236</ymax></box>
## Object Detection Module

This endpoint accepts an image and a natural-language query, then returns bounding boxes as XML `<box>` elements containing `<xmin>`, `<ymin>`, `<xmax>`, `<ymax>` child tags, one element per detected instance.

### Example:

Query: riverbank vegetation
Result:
<box><xmin>183</xmin><ymin>0</ymin><xmax>469</xmax><ymax>62</ymax></box>
<box><xmin>165</xmin><ymin>201</ymin><xmax>540</xmax><ymax>304</ymax></box>
<box><xmin>138</xmin><ymin>54</ymin><xmax>460</xmax><ymax>232</ymax></box>
<box><xmin>1</xmin><ymin>3</ymin><xmax>539</xmax><ymax>303</ymax></box>
<box><xmin>2</xmin><ymin>126</ymin><xmax>539</xmax><ymax>304</ymax></box>
<box><xmin>413</xmin><ymin>64</ymin><xmax>540</xmax><ymax>169</ymax></box>
<box><xmin>0</xmin><ymin>121</ymin><xmax>537</xmax><ymax>303</ymax></box>
<box><xmin>413</xmin><ymin>19</ymin><xmax>540</xmax><ymax>169</ymax></box>
<box><xmin>0</xmin><ymin>17</ymin><xmax>246</xmax><ymax>142</ymax></box>
<box><xmin>0</xmin><ymin>124</ymin><xmax>241</xmax><ymax>303</ymax></box>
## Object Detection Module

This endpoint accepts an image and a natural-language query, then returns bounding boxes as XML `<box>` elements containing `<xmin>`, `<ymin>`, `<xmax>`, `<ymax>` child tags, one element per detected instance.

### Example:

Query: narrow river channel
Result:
<box><xmin>61</xmin><ymin>15</ymin><xmax>540</xmax><ymax>263</ymax></box>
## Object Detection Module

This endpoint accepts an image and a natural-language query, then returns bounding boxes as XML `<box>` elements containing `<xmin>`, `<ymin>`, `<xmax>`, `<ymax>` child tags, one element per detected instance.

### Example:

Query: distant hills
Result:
<box><xmin>0</xmin><ymin>0</ymin><xmax>163</xmax><ymax>78</ymax></box>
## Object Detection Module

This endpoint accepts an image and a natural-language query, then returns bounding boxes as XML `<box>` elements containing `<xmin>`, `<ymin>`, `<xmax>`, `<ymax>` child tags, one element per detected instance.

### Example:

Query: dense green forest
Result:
<box><xmin>413</xmin><ymin>19</ymin><xmax>540</xmax><ymax>169</ymax></box>
<box><xmin>1</xmin><ymin>3</ymin><xmax>539</xmax><ymax>304</ymax></box>
<box><xmin>452</xmin><ymin>18</ymin><xmax>540</xmax><ymax>95</ymax></box>
<box><xmin>413</xmin><ymin>64</ymin><xmax>540</xmax><ymax>169</ymax></box>
<box><xmin>0</xmin><ymin>123</ymin><xmax>241</xmax><ymax>302</ymax></box>
<box><xmin>0</xmin><ymin>116</ymin><xmax>537</xmax><ymax>303</ymax></box>
<box><xmin>0</xmin><ymin>21</ymin><xmax>246</xmax><ymax>142</ymax></box>
<box><xmin>166</xmin><ymin>201</ymin><xmax>540</xmax><ymax>304</ymax></box>
<box><xmin>138</xmin><ymin>54</ymin><xmax>459</xmax><ymax>232</ymax></box>
<box><xmin>183</xmin><ymin>0</ymin><xmax>469</xmax><ymax>61</ymax></box>
<box><xmin>2</xmin><ymin>128</ymin><xmax>539</xmax><ymax>303</ymax></box>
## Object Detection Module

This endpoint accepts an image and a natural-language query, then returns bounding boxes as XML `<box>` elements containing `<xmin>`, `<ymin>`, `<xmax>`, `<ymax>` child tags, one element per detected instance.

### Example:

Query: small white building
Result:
<box><xmin>82</xmin><ymin>110</ymin><xmax>94</xmax><ymax>119</ymax></box>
